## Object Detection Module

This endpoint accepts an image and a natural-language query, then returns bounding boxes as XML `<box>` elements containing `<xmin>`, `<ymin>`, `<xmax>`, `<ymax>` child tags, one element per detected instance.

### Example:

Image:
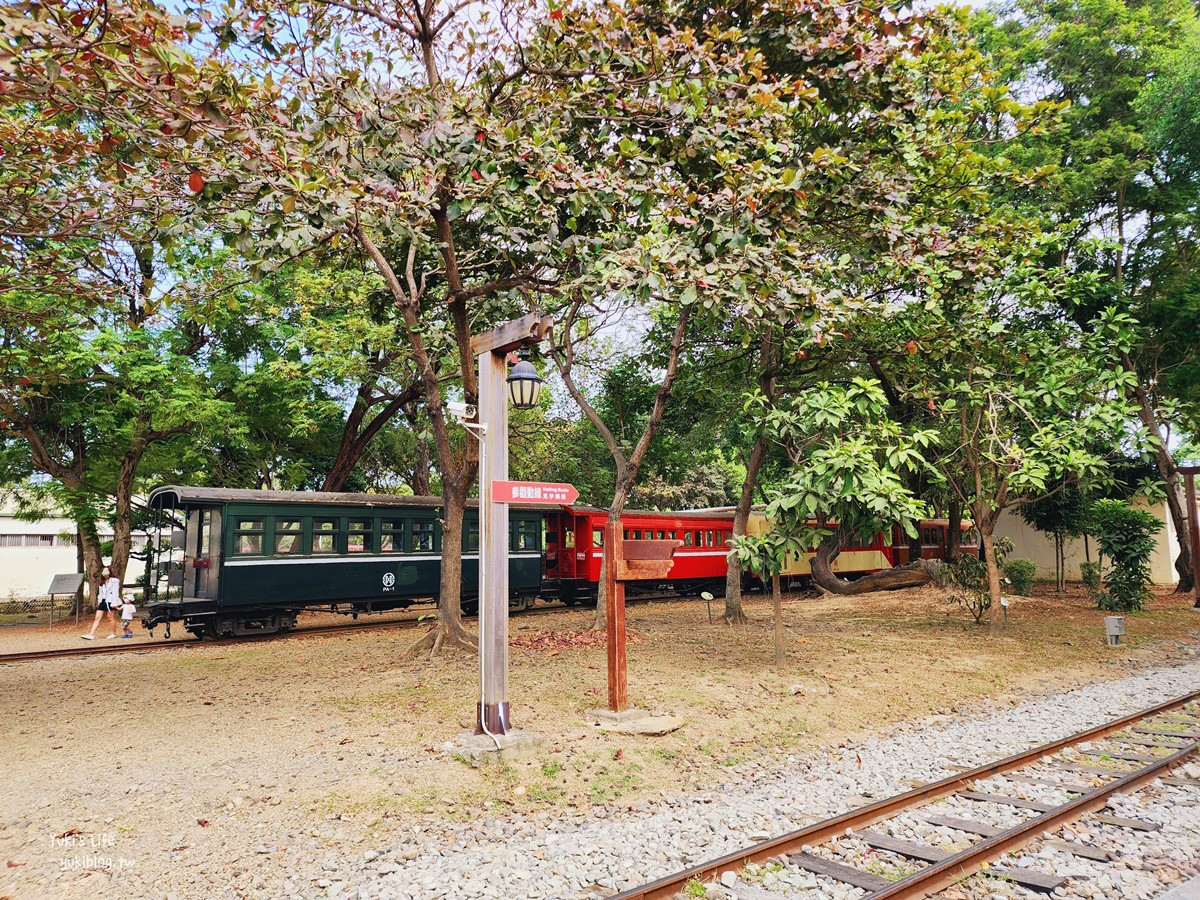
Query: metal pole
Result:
<box><xmin>477</xmin><ymin>349</ymin><xmax>511</xmax><ymax>735</ymax></box>
<box><xmin>605</xmin><ymin>518</ymin><xmax>628</xmax><ymax>712</ymax></box>
<box><xmin>1185</xmin><ymin>471</ymin><xmax>1200</xmax><ymax>610</ymax></box>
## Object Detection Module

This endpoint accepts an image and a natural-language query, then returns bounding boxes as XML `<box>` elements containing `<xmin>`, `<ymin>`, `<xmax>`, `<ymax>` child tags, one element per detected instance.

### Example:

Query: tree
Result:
<box><xmin>736</xmin><ymin>378</ymin><xmax>943</xmax><ymax>596</ymax></box>
<box><xmin>976</xmin><ymin>0</ymin><xmax>1200</xmax><ymax>592</ymax></box>
<box><xmin>1018</xmin><ymin>481</ymin><xmax>1091</xmax><ymax>591</ymax></box>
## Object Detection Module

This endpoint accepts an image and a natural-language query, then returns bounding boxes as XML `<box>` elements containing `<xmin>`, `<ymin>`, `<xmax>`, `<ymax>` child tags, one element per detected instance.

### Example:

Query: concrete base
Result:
<box><xmin>450</xmin><ymin>729</ymin><xmax>545</xmax><ymax>766</ymax></box>
<box><xmin>589</xmin><ymin>708</ymin><xmax>685</xmax><ymax>735</ymax></box>
<box><xmin>1159</xmin><ymin>877</ymin><xmax>1200</xmax><ymax>900</ymax></box>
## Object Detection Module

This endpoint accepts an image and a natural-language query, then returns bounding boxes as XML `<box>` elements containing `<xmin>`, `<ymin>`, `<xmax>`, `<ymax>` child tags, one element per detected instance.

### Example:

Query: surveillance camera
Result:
<box><xmin>447</xmin><ymin>401</ymin><xmax>476</xmax><ymax>421</ymax></box>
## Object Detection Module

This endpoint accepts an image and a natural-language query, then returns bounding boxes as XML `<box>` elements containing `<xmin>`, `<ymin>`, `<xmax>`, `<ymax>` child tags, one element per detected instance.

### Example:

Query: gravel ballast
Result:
<box><xmin>4</xmin><ymin>652</ymin><xmax>1200</xmax><ymax>899</ymax></box>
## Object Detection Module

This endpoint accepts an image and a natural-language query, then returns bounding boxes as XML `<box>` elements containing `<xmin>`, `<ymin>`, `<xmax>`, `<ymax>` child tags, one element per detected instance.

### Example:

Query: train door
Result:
<box><xmin>554</xmin><ymin>513</ymin><xmax>573</xmax><ymax>585</ymax></box>
<box><xmin>186</xmin><ymin>507</ymin><xmax>221</xmax><ymax>600</ymax></box>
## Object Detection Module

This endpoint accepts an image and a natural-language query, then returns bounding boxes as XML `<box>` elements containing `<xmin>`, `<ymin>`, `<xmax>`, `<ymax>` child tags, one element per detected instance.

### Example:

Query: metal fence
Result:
<box><xmin>0</xmin><ymin>596</ymin><xmax>77</xmax><ymax>627</ymax></box>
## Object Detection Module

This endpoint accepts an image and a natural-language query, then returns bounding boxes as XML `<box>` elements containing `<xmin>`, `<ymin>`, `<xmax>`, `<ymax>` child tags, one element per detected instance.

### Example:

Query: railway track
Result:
<box><xmin>612</xmin><ymin>691</ymin><xmax>1200</xmax><ymax>900</ymax></box>
<box><xmin>0</xmin><ymin>590</ymin><xmax>720</xmax><ymax>666</ymax></box>
<box><xmin>0</xmin><ymin>596</ymin><xmax>640</xmax><ymax>666</ymax></box>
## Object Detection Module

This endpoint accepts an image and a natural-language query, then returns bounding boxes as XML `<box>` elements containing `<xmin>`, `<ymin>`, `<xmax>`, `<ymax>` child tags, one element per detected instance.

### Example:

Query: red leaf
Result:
<box><xmin>188</xmin><ymin>171</ymin><xmax>204</xmax><ymax>193</ymax></box>
<box><xmin>196</xmin><ymin>818</ymin><xmax>210</xmax><ymax>827</ymax></box>
<box><xmin>550</xmin><ymin>8</ymin><xmax>563</xmax><ymax>19</ymax></box>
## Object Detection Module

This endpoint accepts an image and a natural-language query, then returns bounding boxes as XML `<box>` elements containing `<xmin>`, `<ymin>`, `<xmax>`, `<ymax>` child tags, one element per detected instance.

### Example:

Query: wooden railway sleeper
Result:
<box><xmin>608</xmin><ymin>694</ymin><xmax>1200</xmax><ymax>900</ymax></box>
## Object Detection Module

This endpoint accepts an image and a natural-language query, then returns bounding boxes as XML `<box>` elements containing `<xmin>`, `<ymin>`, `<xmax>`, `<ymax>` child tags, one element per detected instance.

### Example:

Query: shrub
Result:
<box><xmin>945</xmin><ymin>555</ymin><xmax>989</xmax><ymax>623</ymax></box>
<box><xmin>1080</xmin><ymin>561</ymin><xmax>1101</xmax><ymax>592</ymax></box>
<box><xmin>1088</xmin><ymin>500</ymin><xmax>1162</xmax><ymax>612</ymax></box>
<box><xmin>945</xmin><ymin>536</ymin><xmax>1012</xmax><ymax>623</ymax></box>
<box><xmin>1003</xmin><ymin>558</ymin><xmax>1037</xmax><ymax>596</ymax></box>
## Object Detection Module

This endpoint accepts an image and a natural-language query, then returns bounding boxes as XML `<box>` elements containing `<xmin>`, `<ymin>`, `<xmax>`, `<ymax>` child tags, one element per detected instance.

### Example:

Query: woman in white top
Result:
<box><xmin>83</xmin><ymin>566</ymin><xmax>121</xmax><ymax>640</ymax></box>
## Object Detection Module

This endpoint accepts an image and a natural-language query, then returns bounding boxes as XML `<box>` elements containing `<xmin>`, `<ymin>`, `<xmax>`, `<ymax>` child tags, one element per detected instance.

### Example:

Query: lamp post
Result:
<box><xmin>470</xmin><ymin>314</ymin><xmax>550</xmax><ymax>736</ymax></box>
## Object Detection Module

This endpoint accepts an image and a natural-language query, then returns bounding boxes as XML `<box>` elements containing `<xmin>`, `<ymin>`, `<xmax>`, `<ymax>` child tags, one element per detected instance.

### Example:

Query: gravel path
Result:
<box><xmin>281</xmin><ymin>663</ymin><xmax>1193</xmax><ymax>899</ymax></box>
<box><xmin>327</xmin><ymin>659</ymin><xmax>1200</xmax><ymax>900</ymax></box>
<box><xmin>5</xmin><ymin>657</ymin><xmax>1200</xmax><ymax>900</ymax></box>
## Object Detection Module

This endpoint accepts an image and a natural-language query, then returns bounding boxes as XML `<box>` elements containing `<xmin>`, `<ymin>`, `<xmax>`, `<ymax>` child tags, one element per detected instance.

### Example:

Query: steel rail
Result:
<box><xmin>0</xmin><ymin>600</ymin><xmax>604</xmax><ymax>665</ymax></box>
<box><xmin>0</xmin><ymin>616</ymin><xmax>428</xmax><ymax>665</ymax></box>
<box><xmin>609</xmin><ymin>690</ymin><xmax>1200</xmax><ymax>900</ymax></box>
<box><xmin>870</xmin><ymin>739</ymin><xmax>1198</xmax><ymax>899</ymax></box>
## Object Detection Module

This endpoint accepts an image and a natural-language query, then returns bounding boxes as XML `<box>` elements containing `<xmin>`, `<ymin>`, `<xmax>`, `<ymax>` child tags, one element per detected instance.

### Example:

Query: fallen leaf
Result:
<box><xmin>196</xmin><ymin>819</ymin><xmax>209</xmax><ymax>827</ymax></box>
<box><xmin>338</xmin><ymin>738</ymin><xmax>353</xmax><ymax>745</ymax></box>
<box><xmin>55</xmin><ymin>829</ymin><xmax>81</xmax><ymax>839</ymax></box>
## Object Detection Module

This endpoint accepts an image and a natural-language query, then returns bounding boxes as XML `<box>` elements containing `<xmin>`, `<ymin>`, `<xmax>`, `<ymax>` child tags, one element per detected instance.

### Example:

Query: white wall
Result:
<box><xmin>993</xmin><ymin>496</ymin><xmax>1180</xmax><ymax>585</ymax></box>
<box><xmin>0</xmin><ymin>508</ymin><xmax>111</xmax><ymax>599</ymax></box>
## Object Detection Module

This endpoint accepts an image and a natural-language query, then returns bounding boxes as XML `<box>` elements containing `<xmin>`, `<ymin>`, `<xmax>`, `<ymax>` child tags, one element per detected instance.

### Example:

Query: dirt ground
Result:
<box><xmin>1</xmin><ymin>583</ymin><xmax>1198</xmax><ymax>897</ymax></box>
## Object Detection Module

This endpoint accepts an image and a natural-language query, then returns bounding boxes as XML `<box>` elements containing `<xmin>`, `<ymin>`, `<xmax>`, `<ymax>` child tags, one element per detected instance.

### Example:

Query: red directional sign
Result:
<box><xmin>492</xmin><ymin>480</ymin><xmax>579</xmax><ymax>504</ymax></box>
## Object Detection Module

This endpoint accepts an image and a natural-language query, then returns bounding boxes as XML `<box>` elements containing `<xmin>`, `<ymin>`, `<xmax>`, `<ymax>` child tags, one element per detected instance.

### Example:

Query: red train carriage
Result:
<box><xmin>542</xmin><ymin>506</ymin><xmax>979</xmax><ymax>603</ymax></box>
<box><xmin>543</xmin><ymin>505</ymin><xmax>736</xmax><ymax>604</ymax></box>
<box><xmin>889</xmin><ymin>519</ymin><xmax>978</xmax><ymax>566</ymax></box>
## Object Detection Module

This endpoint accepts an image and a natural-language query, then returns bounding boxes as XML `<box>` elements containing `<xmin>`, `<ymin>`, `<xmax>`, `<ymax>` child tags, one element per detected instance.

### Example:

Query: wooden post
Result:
<box><xmin>1184</xmin><ymin>470</ymin><xmax>1200</xmax><ymax>610</ymax></box>
<box><xmin>469</xmin><ymin>312</ymin><xmax>552</xmax><ymax>737</ymax></box>
<box><xmin>605</xmin><ymin>519</ymin><xmax>628</xmax><ymax>712</ymax></box>
<box><xmin>476</xmin><ymin>348</ymin><xmax>511</xmax><ymax>735</ymax></box>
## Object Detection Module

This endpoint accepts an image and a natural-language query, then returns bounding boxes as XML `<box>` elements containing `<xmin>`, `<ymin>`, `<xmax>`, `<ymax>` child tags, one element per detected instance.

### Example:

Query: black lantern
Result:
<box><xmin>506</xmin><ymin>356</ymin><xmax>543</xmax><ymax>409</ymax></box>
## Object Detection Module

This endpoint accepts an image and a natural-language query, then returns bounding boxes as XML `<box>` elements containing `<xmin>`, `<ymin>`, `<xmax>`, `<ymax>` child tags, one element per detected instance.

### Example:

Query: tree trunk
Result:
<box><xmin>724</xmin><ymin>434</ymin><xmax>768</xmax><ymax>625</ymax></box>
<box><xmin>110</xmin><ymin>447</ymin><xmax>144</xmax><ymax>584</ymax></box>
<box><xmin>73</xmin><ymin>527</ymin><xmax>84</xmax><ymax>616</ymax></box>
<box><xmin>407</xmin><ymin>482</ymin><xmax>477</xmax><ymax>657</ymax></box>
<box><xmin>946</xmin><ymin>497</ymin><xmax>963</xmax><ymax>562</ymax></box>
<box><xmin>1122</xmin><ymin>352</ymin><xmax>1192</xmax><ymax>592</ymax></box>
<box><xmin>1055</xmin><ymin>534</ymin><xmax>1065</xmax><ymax>592</ymax></box>
<box><xmin>980</xmin><ymin>528</ymin><xmax>1004</xmax><ymax>630</ymax></box>
<box><xmin>322</xmin><ymin>384</ymin><xmax>420</xmax><ymax>492</ymax></box>
<box><xmin>810</xmin><ymin>526</ymin><xmax>940</xmax><ymax>595</ymax></box>
<box><xmin>412</xmin><ymin>429</ymin><xmax>432</xmax><ymax>496</ymax></box>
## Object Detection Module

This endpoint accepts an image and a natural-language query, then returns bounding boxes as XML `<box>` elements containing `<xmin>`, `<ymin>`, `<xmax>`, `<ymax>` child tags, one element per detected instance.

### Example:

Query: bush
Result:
<box><xmin>1088</xmin><ymin>500</ymin><xmax>1162</xmax><ymax>612</ymax></box>
<box><xmin>1080</xmin><ymin>561</ymin><xmax>1101</xmax><ymax>592</ymax></box>
<box><xmin>1003</xmin><ymin>558</ymin><xmax>1037</xmax><ymax>596</ymax></box>
<box><xmin>944</xmin><ymin>555</ymin><xmax>989</xmax><ymax>623</ymax></box>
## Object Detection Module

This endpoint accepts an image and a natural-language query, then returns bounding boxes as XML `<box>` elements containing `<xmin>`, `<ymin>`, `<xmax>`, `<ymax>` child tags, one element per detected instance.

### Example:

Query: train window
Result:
<box><xmin>656</xmin><ymin>530</ymin><xmax>666</xmax><ymax>540</ymax></box>
<box><xmin>234</xmin><ymin>518</ymin><xmax>264</xmax><ymax>555</ymax></box>
<box><xmin>412</xmin><ymin>520</ymin><xmax>435</xmax><ymax>552</ymax></box>
<box><xmin>632</xmin><ymin>530</ymin><xmax>643</xmax><ymax>540</ymax></box>
<box><xmin>960</xmin><ymin>529</ymin><xmax>978</xmax><ymax>547</ymax></box>
<box><xmin>704</xmin><ymin>531</ymin><xmax>714</xmax><ymax>547</ymax></box>
<box><xmin>564</xmin><ymin>531</ymin><xmax>575</xmax><ymax>549</ymax></box>
<box><xmin>684</xmin><ymin>532</ymin><xmax>693</xmax><ymax>547</ymax></box>
<box><xmin>593</xmin><ymin>529</ymin><xmax>604</xmax><ymax>547</ymax></box>
<box><xmin>668</xmin><ymin>530</ymin><xmax>677</xmax><ymax>540</ymax></box>
<box><xmin>921</xmin><ymin>526</ymin><xmax>941</xmax><ymax>547</ymax></box>
<box><xmin>512</xmin><ymin>519</ymin><xmax>540</xmax><ymax>552</ymax></box>
<box><xmin>274</xmin><ymin>519</ymin><xmax>302</xmax><ymax>554</ymax></box>
<box><xmin>623</xmin><ymin>529</ymin><xmax>630</xmax><ymax>540</ymax></box>
<box><xmin>380</xmin><ymin>518</ymin><xmax>404</xmax><ymax>552</ymax></box>
<box><xmin>466</xmin><ymin>520</ymin><xmax>480</xmax><ymax>552</ymax></box>
<box><xmin>348</xmin><ymin>518</ymin><xmax>372</xmax><ymax>553</ymax></box>
<box><xmin>311</xmin><ymin>519</ymin><xmax>338</xmax><ymax>554</ymax></box>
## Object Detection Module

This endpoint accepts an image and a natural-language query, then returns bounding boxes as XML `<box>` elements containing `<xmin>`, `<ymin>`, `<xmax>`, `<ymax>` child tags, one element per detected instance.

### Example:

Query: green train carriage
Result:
<box><xmin>144</xmin><ymin>487</ymin><xmax>545</xmax><ymax>639</ymax></box>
